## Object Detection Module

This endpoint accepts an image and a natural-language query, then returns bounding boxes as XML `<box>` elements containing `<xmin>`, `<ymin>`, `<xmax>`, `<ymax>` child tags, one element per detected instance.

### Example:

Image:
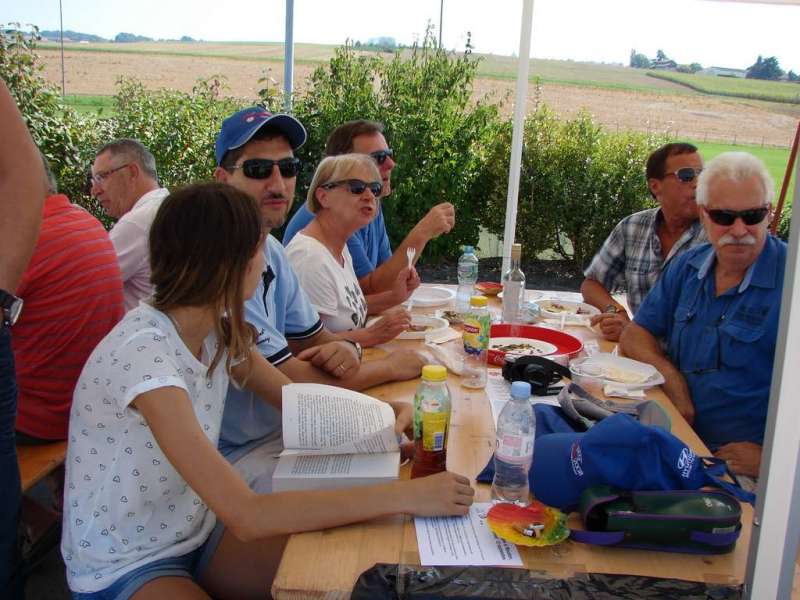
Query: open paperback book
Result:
<box><xmin>272</xmin><ymin>383</ymin><xmax>401</xmax><ymax>492</ymax></box>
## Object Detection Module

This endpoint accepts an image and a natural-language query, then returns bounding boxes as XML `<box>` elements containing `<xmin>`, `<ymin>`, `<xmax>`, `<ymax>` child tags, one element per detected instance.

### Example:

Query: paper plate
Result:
<box><xmin>396</xmin><ymin>315</ymin><xmax>450</xmax><ymax>340</ymax></box>
<box><xmin>490</xmin><ymin>337</ymin><xmax>558</xmax><ymax>358</ymax></box>
<box><xmin>488</xmin><ymin>324</ymin><xmax>583</xmax><ymax>367</ymax></box>
<box><xmin>537</xmin><ymin>299</ymin><xmax>599</xmax><ymax>322</ymax></box>
<box><xmin>570</xmin><ymin>353</ymin><xmax>665</xmax><ymax>390</ymax></box>
<box><xmin>486</xmin><ymin>501</ymin><xmax>569</xmax><ymax>547</ymax></box>
<box><xmin>498</xmin><ymin>290</ymin><xmax>543</xmax><ymax>301</ymax></box>
<box><xmin>407</xmin><ymin>286</ymin><xmax>455</xmax><ymax>307</ymax></box>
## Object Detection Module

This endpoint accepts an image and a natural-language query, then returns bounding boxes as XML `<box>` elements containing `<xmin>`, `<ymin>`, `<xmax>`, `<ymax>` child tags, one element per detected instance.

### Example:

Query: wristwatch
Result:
<box><xmin>603</xmin><ymin>304</ymin><xmax>619</xmax><ymax>314</ymax></box>
<box><xmin>0</xmin><ymin>289</ymin><xmax>23</xmax><ymax>326</ymax></box>
<box><xmin>345</xmin><ymin>340</ymin><xmax>363</xmax><ymax>361</ymax></box>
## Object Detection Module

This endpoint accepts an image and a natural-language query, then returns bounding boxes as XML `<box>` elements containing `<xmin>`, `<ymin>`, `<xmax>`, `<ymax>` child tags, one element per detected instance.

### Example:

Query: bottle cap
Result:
<box><xmin>469</xmin><ymin>295</ymin><xmax>488</xmax><ymax>307</ymax></box>
<box><xmin>463</xmin><ymin>245</ymin><xmax>474</xmax><ymax>253</ymax></box>
<box><xmin>510</xmin><ymin>381</ymin><xmax>532</xmax><ymax>399</ymax></box>
<box><xmin>421</xmin><ymin>365</ymin><xmax>447</xmax><ymax>382</ymax></box>
<box><xmin>511</xmin><ymin>243</ymin><xmax>522</xmax><ymax>260</ymax></box>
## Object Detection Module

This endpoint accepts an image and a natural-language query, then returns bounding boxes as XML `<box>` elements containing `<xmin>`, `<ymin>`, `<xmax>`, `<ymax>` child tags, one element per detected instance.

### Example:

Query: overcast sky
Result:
<box><xmin>5</xmin><ymin>0</ymin><xmax>799</xmax><ymax>71</ymax></box>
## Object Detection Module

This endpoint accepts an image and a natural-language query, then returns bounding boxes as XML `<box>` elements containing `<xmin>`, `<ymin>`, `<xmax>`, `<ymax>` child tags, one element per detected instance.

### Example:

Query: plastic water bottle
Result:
<box><xmin>411</xmin><ymin>365</ymin><xmax>451</xmax><ymax>479</ymax></box>
<box><xmin>461</xmin><ymin>295</ymin><xmax>490</xmax><ymax>389</ymax></box>
<box><xmin>501</xmin><ymin>243</ymin><xmax>526</xmax><ymax>323</ymax></box>
<box><xmin>492</xmin><ymin>380</ymin><xmax>535</xmax><ymax>505</ymax></box>
<box><xmin>456</xmin><ymin>246</ymin><xmax>479</xmax><ymax>313</ymax></box>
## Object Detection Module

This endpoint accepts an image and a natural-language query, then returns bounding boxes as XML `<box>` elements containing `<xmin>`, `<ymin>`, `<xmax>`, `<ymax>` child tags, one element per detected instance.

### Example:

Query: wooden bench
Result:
<box><xmin>17</xmin><ymin>441</ymin><xmax>67</xmax><ymax>493</ymax></box>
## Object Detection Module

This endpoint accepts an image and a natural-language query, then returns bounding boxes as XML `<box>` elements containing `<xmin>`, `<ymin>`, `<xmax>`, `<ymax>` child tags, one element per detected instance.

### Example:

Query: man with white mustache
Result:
<box><xmin>621</xmin><ymin>152</ymin><xmax>786</xmax><ymax>486</ymax></box>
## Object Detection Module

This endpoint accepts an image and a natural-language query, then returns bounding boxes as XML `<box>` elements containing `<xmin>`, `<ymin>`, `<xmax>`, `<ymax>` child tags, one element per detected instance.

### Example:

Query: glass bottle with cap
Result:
<box><xmin>501</xmin><ymin>243</ymin><xmax>526</xmax><ymax>323</ymax></box>
<box><xmin>462</xmin><ymin>295</ymin><xmax>490</xmax><ymax>389</ymax></box>
<box><xmin>411</xmin><ymin>365</ymin><xmax>452</xmax><ymax>479</ymax></box>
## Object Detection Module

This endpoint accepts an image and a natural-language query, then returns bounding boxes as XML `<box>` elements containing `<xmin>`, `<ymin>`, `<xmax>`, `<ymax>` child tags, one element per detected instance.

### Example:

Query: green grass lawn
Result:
<box><xmin>64</xmin><ymin>94</ymin><xmax>115</xmax><ymax>115</ymax></box>
<box><xmin>648</xmin><ymin>71</ymin><xmax>800</xmax><ymax>105</ymax></box>
<box><xmin>691</xmin><ymin>141</ymin><xmax>795</xmax><ymax>203</ymax></box>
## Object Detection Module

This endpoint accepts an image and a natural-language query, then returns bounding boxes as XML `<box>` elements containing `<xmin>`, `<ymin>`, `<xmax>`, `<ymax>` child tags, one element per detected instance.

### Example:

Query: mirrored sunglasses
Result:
<box><xmin>321</xmin><ymin>179</ymin><xmax>383</xmax><ymax>196</ymax></box>
<box><xmin>667</xmin><ymin>167</ymin><xmax>703</xmax><ymax>183</ymax></box>
<box><xmin>369</xmin><ymin>149</ymin><xmax>394</xmax><ymax>165</ymax></box>
<box><xmin>234</xmin><ymin>157</ymin><xmax>301</xmax><ymax>179</ymax></box>
<box><xmin>704</xmin><ymin>206</ymin><xmax>770</xmax><ymax>226</ymax></box>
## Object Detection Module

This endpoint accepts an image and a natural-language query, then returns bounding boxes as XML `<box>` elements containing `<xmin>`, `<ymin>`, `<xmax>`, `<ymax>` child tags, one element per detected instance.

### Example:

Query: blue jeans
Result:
<box><xmin>0</xmin><ymin>323</ymin><xmax>23</xmax><ymax>598</ymax></box>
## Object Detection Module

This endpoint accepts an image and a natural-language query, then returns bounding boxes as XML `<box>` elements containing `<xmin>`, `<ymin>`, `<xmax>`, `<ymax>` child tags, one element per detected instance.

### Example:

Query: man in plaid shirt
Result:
<box><xmin>581</xmin><ymin>143</ymin><xmax>708</xmax><ymax>341</ymax></box>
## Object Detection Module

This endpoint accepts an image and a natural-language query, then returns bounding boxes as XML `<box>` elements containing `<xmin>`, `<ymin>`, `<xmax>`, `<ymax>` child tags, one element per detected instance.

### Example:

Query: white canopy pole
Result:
<box><xmin>283</xmin><ymin>0</ymin><xmax>295</xmax><ymax>111</ymax></box>
<box><xmin>745</xmin><ymin>152</ymin><xmax>800</xmax><ymax>598</ymax></box>
<box><xmin>500</xmin><ymin>0</ymin><xmax>535</xmax><ymax>274</ymax></box>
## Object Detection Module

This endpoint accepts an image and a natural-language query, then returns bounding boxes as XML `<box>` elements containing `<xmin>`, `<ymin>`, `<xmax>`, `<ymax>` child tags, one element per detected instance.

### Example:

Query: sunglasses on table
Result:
<box><xmin>703</xmin><ymin>206</ymin><xmax>770</xmax><ymax>226</ymax></box>
<box><xmin>369</xmin><ymin>149</ymin><xmax>394</xmax><ymax>165</ymax></box>
<box><xmin>321</xmin><ymin>179</ymin><xmax>383</xmax><ymax>196</ymax></box>
<box><xmin>232</xmin><ymin>157</ymin><xmax>302</xmax><ymax>179</ymax></box>
<box><xmin>665</xmin><ymin>167</ymin><xmax>703</xmax><ymax>183</ymax></box>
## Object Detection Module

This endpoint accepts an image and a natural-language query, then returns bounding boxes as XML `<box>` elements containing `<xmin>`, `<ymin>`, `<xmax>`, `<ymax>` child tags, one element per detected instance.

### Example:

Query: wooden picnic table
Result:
<box><xmin>271</xmin><ymin>285</ymin><xmax>753</xmax><ymax>599</ymax></box>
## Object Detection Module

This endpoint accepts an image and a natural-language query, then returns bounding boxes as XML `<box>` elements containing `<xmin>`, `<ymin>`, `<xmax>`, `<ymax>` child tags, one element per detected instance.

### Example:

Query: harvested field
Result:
<box><xmin>39</xmin><ymin>49</ymin><xmax>799</xmax><ymax>148</ymax></box>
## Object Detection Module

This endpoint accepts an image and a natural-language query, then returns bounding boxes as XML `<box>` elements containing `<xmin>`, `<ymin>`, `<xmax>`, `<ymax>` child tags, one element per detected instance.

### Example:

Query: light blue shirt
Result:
<box><xmin>283</xmin><ymin>203</ymin><xmax>393</xmax><ymax>279</ymax></box>
<box><xmin>219</xmin><ymin>235</ymin><xmax>322</xmax><ymax>459</ymax></box>
<box><xmin>635</xmin><ymin>236</ymin><xmax>786</xmax><ymax>450</ymax></box>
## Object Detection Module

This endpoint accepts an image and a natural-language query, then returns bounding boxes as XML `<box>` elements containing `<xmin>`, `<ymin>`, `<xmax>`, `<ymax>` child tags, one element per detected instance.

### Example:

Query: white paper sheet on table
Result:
<box><xmin>486</xmin><ymin>372</ymin><xmax>559</xmax><ymax>428</ymax></box>
<box><xmin>414</xmin><ymin>503</ymin><xmax>522</xmax><ymax>567</ymax></box>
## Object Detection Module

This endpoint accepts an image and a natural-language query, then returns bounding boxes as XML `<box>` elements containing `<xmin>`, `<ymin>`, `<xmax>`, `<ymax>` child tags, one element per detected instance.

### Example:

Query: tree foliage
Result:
<box><xmin>481</xmin><ymin>106</ymin><xmax>666</xmax><ymax>270</ymax></box>
<box><xmin>629</xmin><ymin>49</ymin><xmax>650</xmax><ymax>69</ymax></box>
<box><xmin>747</xmin><ymin>55</ymin><xmax>784</xmax><ymax>80</ymax></box>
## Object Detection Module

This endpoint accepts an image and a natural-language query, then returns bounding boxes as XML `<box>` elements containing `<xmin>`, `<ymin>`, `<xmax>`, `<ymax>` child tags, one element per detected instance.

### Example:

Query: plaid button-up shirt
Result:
<box><xmin>583</xmin><ymin>207</ymin><xmax>707</xmax><ymax>315</ymax></box>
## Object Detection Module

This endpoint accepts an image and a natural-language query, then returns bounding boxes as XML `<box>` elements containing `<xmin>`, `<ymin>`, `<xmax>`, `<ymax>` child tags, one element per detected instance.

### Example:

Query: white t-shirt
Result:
<box><xmin>285</xmin><ymin>233</ymin><xmax>368</xmax><ymax>333</ymax></box>
<box><xmin>110</xmin><ymin>187</ymin><xmax>169</xmax><ymax>311</ymax></box>
<box><xmin>61</xmin><ymin>302</ymin><xmax>228</xmax><ymax>592</ymax></box>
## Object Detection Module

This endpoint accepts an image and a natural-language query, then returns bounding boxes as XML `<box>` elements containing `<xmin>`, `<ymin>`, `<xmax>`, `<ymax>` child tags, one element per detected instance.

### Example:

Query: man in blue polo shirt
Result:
<box><xmin>621</xmin><ymin>151</ymin><xmax>786</xmax><ymax>482</ymax></box>
<box><xmin>213</xmin><ymin>108</ymin><xmax>426</xmax><ymax>477</ymax></box>
<box><xmin>283</xmin><ymin>119</ymin><xmax>455</xmax><ymax>294</ymax></box>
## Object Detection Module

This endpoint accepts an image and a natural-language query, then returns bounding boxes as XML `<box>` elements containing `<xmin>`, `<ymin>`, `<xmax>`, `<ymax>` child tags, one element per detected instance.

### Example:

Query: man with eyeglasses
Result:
<box><xmin>283</xmin><ymin>119</ymin><xmax>455</xmax><ymax>294</ymax></box>
<box><xmin>621</xmin><ymin>152</ymin><xmax>785</xmax><ymax>486</ymax></box>
<box><xmin>90</xmin><ymin>139</ymin><xmax>169</xmax><ymax>311</ymax></box>
<box><xmin>581</xmin><ymin>142</ymin><xmax>708</xmax><ymax>341</ymax></box>
<box><xmin>212</xmin><ymin>108</ymin><xmax>425</xmax><ymax>491</ymax></box>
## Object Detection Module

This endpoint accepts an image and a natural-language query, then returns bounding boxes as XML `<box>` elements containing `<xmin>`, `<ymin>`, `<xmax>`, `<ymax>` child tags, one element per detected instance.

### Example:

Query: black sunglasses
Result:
<box><xmin>666</xmin><ymin>167</ymin><xmax>703</xmax><ymax>183</ymax></box>
<box><xmin>322</xmin><ymin>179</ymin><xmax>383</xmax><ymax>196</ymax></box>
<box><xmin>233</xmin><ymin>157</ymin><xmax>301</xmax><ymax>179</ymax></box>
<box><xmin>369</xmin><ymin>149</ymin><xmax>394</xmax><ymax>165</ymax></box>
<box><xmin>704</xmin><ymin>206</ymin><xmax>770</xmax><ymax>226</ymax></box>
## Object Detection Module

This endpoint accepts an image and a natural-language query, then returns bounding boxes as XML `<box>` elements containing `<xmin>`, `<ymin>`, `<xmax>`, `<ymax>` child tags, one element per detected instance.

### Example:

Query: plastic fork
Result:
<box><xmin>406</xmin><ymin>247</ymin><xmax>416</xmax><ymax>311</ymax></box>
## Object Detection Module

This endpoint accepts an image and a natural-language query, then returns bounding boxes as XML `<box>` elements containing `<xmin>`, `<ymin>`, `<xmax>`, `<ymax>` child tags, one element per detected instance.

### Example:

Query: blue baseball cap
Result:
<box><xmin>531</xmin><ymin>414</ymin><xmax>710</xmax><ymax>510</ymax></box>
<box><xmin>215</xmin><ymin>107</ymin><xmax>307</xmax><ymax>165</ymax></box>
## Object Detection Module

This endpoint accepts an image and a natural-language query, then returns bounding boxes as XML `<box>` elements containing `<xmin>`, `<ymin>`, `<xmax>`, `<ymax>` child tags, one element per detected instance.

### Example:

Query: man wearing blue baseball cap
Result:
<box><xmin>621</xmin><ymin>151</ymin><xmax>786</xmax><ymax>486</ymax></box>
<box><xmin>212</xmin><ymin>107</ymin><xmax>425</xmax><ymax>487</ymax></box>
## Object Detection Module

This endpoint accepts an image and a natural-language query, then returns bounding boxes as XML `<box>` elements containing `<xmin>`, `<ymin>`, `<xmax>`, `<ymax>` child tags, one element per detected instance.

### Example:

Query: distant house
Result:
<box><xmin>702</xmin><ymin>66</ymin><xmax>747</xmax><ymax>78</ymax></box>
<box><xmin>650</xmin><ymin>58</ymin><xmax>677</xmax><ymax>71</ymax></box>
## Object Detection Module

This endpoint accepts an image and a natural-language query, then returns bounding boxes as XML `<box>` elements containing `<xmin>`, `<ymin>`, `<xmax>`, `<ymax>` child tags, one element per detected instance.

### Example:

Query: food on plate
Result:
<box><xmin>602</xmin><ymin>366</ymin><xmax>650</xmax><ymax>384</ymax></box>
<box><xmin>541</xmin><ymin>301</ymin><xmax>587</xmax><ymax>315</ymax></box>
<box><xmin>406</xmin><ymin>324</ymin><xmax>433</xmax><ymax>333</ymax></box>
<box><xmin>441</xmin><ymin>310</ymin><xmax>463</xmax><ymax>325</ymax></box>
<box><xmin>491</xmin><ymin>342</ymin><xmax>548</xmax><ymax>355</ymax></box>
<box><xmin>475</xmin><ymin>282</ymin><xmax>502</xmax><ymax>296</ymax></box>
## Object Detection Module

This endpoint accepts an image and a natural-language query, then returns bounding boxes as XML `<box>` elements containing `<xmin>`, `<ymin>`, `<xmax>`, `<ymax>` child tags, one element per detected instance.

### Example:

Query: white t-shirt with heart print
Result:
<box><xmin>61</xmin><ymin>302</ymin><xmax>229</xmax><ymax>593</ymax></box>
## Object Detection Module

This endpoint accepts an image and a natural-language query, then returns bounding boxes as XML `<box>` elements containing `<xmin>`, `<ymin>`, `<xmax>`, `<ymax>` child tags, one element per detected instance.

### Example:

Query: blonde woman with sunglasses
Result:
<box><xmin>286</xmin><ymin>154</ymin><xmax>420</xmax><ymax>347</ymax></box>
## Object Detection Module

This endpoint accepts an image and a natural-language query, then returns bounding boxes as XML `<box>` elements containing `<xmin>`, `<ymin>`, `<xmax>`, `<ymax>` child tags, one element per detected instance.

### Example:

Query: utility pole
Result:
<box><xmin>439</xmin><ymin>0</ymin><xmax>444</xmax><ymax>48</ymax></box>
<box><xmin>59</xmin><ymin>0</ymin><xmax>66</xmax><ymax>97</ymax></box>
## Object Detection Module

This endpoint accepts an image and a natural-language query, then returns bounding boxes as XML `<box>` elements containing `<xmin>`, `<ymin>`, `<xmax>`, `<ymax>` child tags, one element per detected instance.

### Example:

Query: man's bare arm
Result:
<box><xmin>0</xmin><ymin>79</ymin><xmax>46</xmax><ymax>291</ymax></box>
<box><xmin>580</xmin><ymin>278</ymin><xmax>626</xmax><ymax>313</ymax></box>
<box><xmin>619</xmin><ymin>321</ymin><xmax>695</xmax><ymax>424</ymax></box>
<box><xmin>360</xmin><ymin>203</ymin><xmax>454</xmax><ymax>294</ymax></box>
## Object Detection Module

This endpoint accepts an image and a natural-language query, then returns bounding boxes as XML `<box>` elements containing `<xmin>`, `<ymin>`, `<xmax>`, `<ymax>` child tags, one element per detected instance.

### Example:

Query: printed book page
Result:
<box><xmin>414</xmin><ymin>503</ymin><xmax>522</xmax><ymax>567</ymax></box>
<box><xmin>281</xmin><ymin>383</ymin><xmax>399</xmax><ymax>455</ymax></box>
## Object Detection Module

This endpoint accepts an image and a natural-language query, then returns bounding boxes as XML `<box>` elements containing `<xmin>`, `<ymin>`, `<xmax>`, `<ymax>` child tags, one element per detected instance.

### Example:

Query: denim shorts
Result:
<box><xmin>70</xmin><ymin>523</ymin><xmax>226</xmax><ymax>600</ymax></box>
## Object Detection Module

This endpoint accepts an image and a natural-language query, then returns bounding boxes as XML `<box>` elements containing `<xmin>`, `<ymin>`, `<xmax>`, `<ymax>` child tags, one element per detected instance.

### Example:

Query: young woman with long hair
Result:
<box><xmin>61</xmin><ymin>182</ymin><xmax>473</xmax><ymax>599</ymax></box>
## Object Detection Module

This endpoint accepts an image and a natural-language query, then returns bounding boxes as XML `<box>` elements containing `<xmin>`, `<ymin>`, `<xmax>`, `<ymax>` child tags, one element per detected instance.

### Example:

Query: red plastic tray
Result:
<box><xmin>488</xmin><ymin>324</ymin><xmax>583</xmax><ymax>367</ymax></box>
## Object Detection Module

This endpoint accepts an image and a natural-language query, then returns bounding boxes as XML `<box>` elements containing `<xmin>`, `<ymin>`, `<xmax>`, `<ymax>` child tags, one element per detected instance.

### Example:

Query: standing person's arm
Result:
<box><xmin>0</xmin><ymin>80</ymin><xmax>46</xmax><ymax>291</ymax></box>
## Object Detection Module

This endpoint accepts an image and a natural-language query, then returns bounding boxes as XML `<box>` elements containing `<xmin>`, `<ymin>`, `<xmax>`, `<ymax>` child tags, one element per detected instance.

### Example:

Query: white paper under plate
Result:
<box><xmin>407</xmin><ymin>286</ymin><xmax>455</xmax><ymax>307</ymax></box>
<box><xmin>537</xmin><ymin>299</ymin><xmax>599</xmax><ymax>323</ymax></box>
<box><xmin>396</xmin><ymin>315</ymin><xmax>450</xmax><ymax>340</ymax></box>
<box><xmin>497</xmin><ymin>290</ymin><xmax>543</xmax><ymax>301</ymax></box>
<box><xmin>570</xmin><ymin>353</ymin><xmax>665</xmax><ymax>390</ymax></box>
<box><xmin>489</xmin><ymin>337</ymin><xmax>558</xmax><ymax>357</ymax></box>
